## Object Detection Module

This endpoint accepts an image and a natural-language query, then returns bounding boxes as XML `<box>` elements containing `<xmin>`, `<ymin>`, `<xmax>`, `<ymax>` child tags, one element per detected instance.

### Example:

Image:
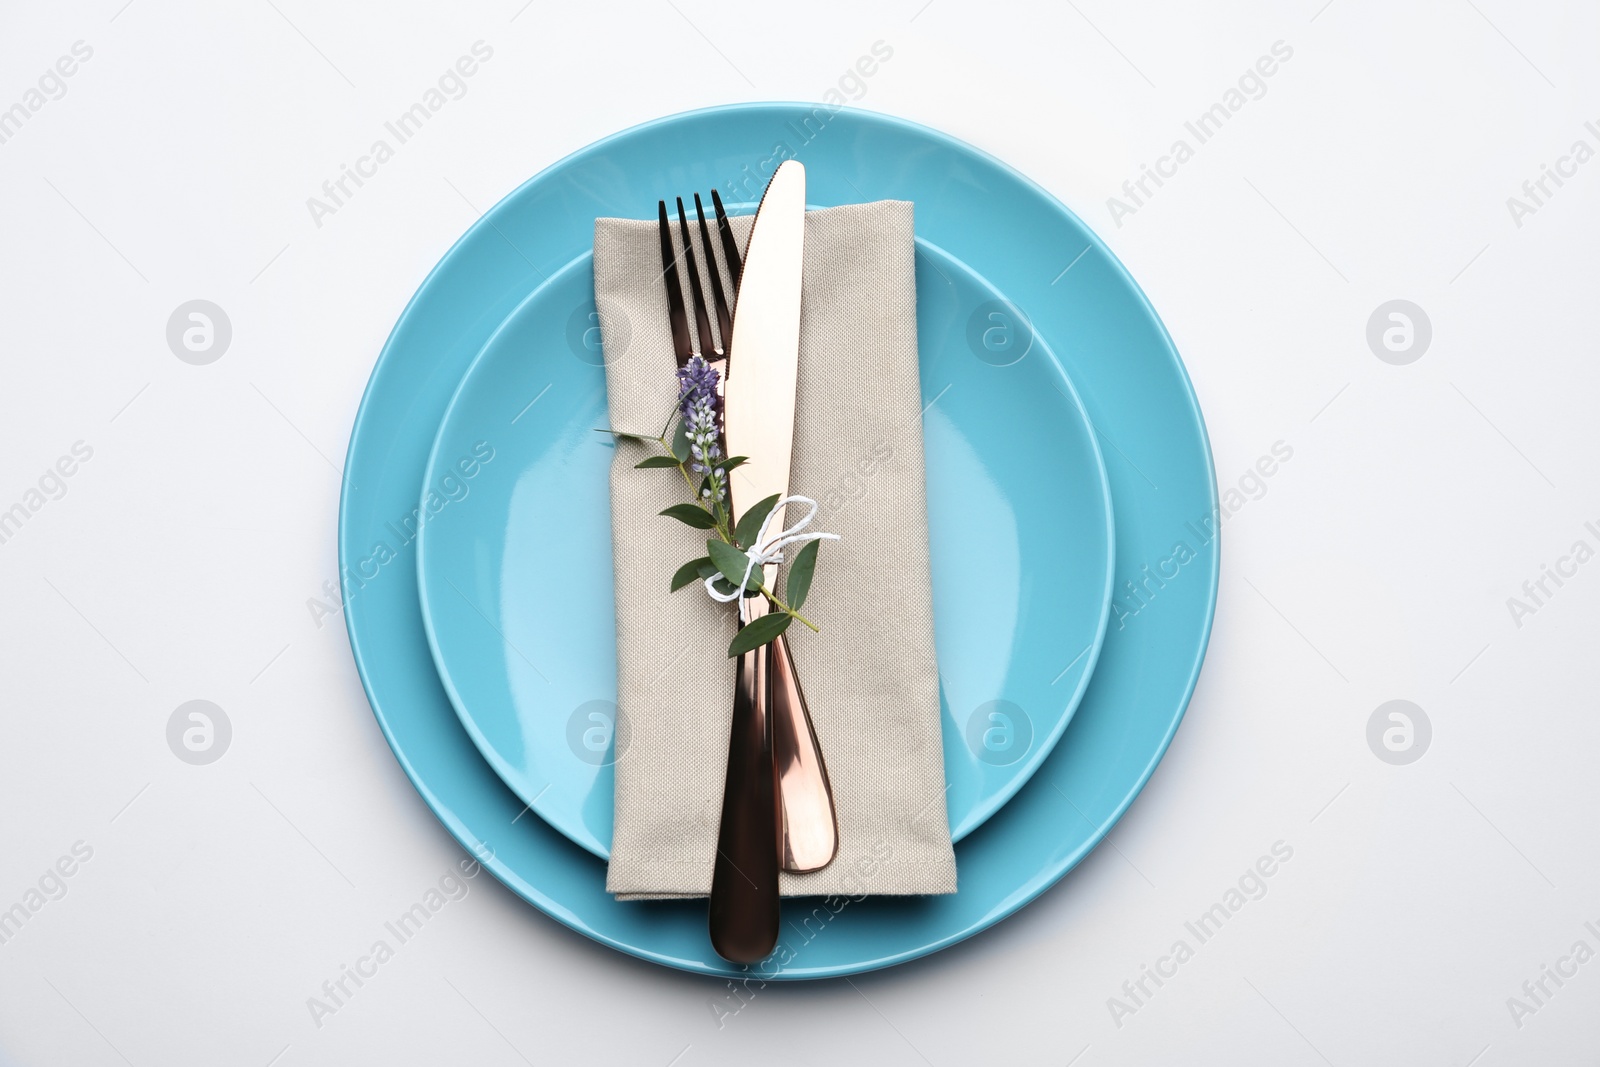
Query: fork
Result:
<box><xmin>658</xmin><ymin>192</ymin><xmax>838</xmax><ymax>961</ymax></box>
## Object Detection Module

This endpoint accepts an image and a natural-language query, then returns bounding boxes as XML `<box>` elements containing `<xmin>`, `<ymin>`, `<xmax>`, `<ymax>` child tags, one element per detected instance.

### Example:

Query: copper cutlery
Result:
<box><xmin>656</xmin><ymin>161</ymin><xmax>837</xmax><ymax>962</ymax></box>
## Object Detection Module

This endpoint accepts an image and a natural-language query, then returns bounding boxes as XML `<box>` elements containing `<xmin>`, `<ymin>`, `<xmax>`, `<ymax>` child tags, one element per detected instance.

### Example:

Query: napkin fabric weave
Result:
<box><xmin>595</xmin><ymin>201</ymin><xmax>956</xmax><ymax>899</ymax></box>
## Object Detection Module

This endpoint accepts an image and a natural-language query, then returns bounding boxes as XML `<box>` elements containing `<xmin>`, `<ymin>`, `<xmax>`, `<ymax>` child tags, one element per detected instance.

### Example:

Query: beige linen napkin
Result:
<box><xmin>596</xmin><ymin>201</ymin><xmax>956</xmax><ymax>899</ymax></box>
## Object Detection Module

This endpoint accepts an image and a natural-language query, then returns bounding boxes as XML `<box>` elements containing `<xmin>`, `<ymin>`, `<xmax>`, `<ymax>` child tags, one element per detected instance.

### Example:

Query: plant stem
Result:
<box><xmin>669</xmin><ymin>447</ymin><xmax>735</xmax><ymax>544</ymax></box>
<box><xmin>757</xmin><ymin>585</ymin><xmax>819</xmax><ymax>631</ymax></box>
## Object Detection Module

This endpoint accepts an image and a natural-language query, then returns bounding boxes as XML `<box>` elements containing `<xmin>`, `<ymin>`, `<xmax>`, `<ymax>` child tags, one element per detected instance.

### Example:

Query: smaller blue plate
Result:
<box><xmin>416</xmin><ymin>238</ymin><xmax>1115</xmax><ymax>858</ymax></box>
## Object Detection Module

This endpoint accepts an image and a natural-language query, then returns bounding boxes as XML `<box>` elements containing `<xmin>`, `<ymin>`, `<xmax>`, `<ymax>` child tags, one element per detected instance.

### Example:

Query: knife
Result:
<box><xmin>724</xmin><ymin>163</ymin><xmax>839</xmax><ymax>876</ymax></box>
<box><xmin>709</xmin><ymin>160</ymin><xmax>837</xmax><ymax>963</ymax></box>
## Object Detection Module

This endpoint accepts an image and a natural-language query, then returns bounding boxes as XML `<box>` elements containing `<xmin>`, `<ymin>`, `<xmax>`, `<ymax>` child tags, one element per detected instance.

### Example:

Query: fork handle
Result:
<box><xmin>708</xmin><ymin>635</ymin><xmax>780</xmax><ymax>964</ymax></box>
<box><xmin>769</xmin><ymin>632</ymin><xmax>838</xmax><ymax>872</ymax></box>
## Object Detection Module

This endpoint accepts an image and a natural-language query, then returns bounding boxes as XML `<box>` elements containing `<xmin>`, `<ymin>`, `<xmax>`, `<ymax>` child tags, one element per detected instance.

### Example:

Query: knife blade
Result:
<box><xmin>722</xmin><ymin>160</ymin><xmax>805</xmax><ymax>507</ymax></box>
<box><xmin>720</xmin><ymin>160</ymin><xmax>837</xmax><ymax>875</ymax></box>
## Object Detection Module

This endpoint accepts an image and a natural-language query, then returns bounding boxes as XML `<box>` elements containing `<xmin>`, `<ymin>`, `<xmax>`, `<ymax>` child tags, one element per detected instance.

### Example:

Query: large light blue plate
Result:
<box><xmin>415</xmin><ymin>236</ymin><xmax>1115</xmax><ymax>859</ymax></box>
<box><xmin>340</xmin><ymin>104</ymin><xmax>1218</xmax><ymax>979</ymax></box>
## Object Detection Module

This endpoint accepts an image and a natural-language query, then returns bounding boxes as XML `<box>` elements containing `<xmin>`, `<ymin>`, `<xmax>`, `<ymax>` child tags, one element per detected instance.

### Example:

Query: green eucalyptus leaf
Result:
<box><xmin>696</xmin><ymin>560</ymin><xmax>719</xmax><ymax>580</ymax></box>
<box><xmin>670</xmin><ymin>556</ymin><xmax>712</xmax><ymax>592</ymax></box>
<box><xmin>728</xmin><ymin>613</ymin><xmax>791</xmax><ymax>658</ymax></box>
<box><xmin>670</xmin><ymin>418</ymin><xmax>691</xmax><ymax>462</ymax></box>
<box><xmin>712</xmin><ymin>577</ymin><xmax>738</xmax><ymax>597</ymax></box>
<box><xmin>634</xmin><ymin>455</ymin><xmax>681</xmax><ymax>469</ymax></box>
<box><xmin>660</xmin><ymin>503</ymin><xmax>718</xmax><ymax>529</ymax></box>
<box><xmin>707</xmin><ymin>539</ymin><xmax>755</xmax><ymax>589</ymax></box>
<box><xmin>721</xmin><ymin>456</ymin><xmax>748</xmax><ymax>473</ymax></box>
<box><xmin>734</xmin><ymin>494</ymin><xmax>781</xmax><ymax>550</ymax></box>
<box><xmin>785</xmin><ymin>539</ymin><xmax>821</xmax><ymax>611</ymax></box>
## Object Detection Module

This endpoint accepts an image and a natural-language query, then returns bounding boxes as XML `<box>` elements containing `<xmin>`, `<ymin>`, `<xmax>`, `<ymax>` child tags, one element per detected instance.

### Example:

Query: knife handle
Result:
<box><xmin>708</xmin><ymin>633</ymin><xmax>780</xmax><ymax>964</ymax></box>
<box><xmin>769</xmin><ymin>632</ymin><xmax>838</xmax><ymax>873</ymax></box>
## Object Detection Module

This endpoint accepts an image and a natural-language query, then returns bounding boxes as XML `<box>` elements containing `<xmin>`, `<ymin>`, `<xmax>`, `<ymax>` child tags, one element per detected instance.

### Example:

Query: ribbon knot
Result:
<box><xmin>704</xmin><ymin>495</ymin><xmax>840</xmax><ymax>604</ymax></box>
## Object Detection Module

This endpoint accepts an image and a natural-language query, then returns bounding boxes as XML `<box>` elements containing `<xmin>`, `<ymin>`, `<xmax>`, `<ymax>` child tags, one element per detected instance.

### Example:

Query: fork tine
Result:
<box><xmin>710</xmin><ymin>190</ymin><xmax>743</xmax><ymax>293</ymax></box>
<box><xmin>693</xmin><ymin>194</ymin><xmax>733</xmax><ymax>356</ymax></box>
<box><xmin>675</xmin><ymin>197</ymin><xmax>716</xmax><ymax>361</ymax></box>
<box><xmin>659</xmin><ymin>200</ymin><xmax>692</xmax><ymax>366</ymax></box>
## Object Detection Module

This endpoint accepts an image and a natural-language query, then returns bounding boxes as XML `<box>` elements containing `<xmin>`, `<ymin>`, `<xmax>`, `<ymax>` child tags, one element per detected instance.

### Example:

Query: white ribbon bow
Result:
<box><xmin>704</xmin><ymin>495</ymin><xmax>840</xmax><ymax>604</ymax></box>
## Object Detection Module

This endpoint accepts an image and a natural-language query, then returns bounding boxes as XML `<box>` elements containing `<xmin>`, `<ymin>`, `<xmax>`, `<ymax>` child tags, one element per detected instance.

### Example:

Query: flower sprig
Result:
<box><xmin>605</xmin><ymin>355</ymin><xmax>825</xmax><ymax>658</ymax></box>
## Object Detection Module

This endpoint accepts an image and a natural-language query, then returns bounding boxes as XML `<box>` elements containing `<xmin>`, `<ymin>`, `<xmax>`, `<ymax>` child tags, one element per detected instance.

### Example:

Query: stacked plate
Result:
<box><xmin>340</xmin><ymin>104</ymin><xmax>1218</xmax><ymax>979</ymax></box>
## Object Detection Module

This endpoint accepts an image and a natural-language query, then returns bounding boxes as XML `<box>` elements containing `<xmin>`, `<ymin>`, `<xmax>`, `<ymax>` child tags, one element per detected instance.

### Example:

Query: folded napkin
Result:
<box><xmin>595</xmin><ymin>201</ymin><xmax>956</xmax><ymax>899</ymax></box>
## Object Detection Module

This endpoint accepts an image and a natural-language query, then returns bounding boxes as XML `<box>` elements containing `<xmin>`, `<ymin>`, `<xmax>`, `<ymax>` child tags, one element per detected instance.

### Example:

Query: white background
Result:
<box><xmin>2</xmin><ymin>1</ymin><xmax>1597</xmax><ymax>1064</ymax></box>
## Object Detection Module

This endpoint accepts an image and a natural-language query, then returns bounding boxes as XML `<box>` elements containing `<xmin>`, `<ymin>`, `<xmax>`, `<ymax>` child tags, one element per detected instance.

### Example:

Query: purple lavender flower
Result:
<box><xmin>676</xmin><ymin>355</ymin><xmax>720</xmax><ymax>421</ymax></box>
<box><xmin>675</xmin><ymin>356</ymin><xmax>725</xmax><ymax>503</ymax></box>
